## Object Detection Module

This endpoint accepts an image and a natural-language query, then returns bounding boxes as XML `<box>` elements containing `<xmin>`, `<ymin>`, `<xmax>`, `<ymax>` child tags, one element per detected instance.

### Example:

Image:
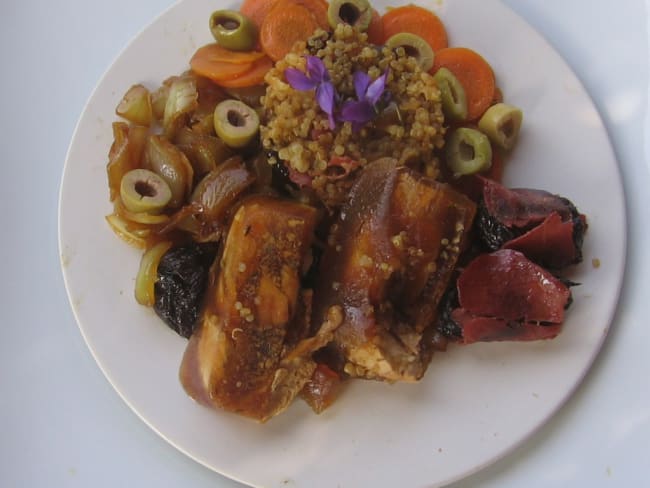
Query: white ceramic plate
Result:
<box><xmin>59</xmin><ymin>0</ymin><xmax>626</xmax><ymax>486</ymax></box>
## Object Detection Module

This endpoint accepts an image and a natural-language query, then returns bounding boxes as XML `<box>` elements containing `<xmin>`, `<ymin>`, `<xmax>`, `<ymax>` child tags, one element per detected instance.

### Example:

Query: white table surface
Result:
<box><xmin>1</xmin><ymin>0</ymin><xmax>648</xmax><ymax>486</ymax></box>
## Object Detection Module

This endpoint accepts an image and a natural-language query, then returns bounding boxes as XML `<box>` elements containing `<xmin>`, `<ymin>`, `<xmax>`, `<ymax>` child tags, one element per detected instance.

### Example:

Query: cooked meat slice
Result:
<box><xmin>311</xmin><ymin>158</ymin><xmax>476</xmax><ymax>382</ymax></box>
<box><xmin>300</xmin><ymin>363</ymin><xmax>343</xmax><ymax>414</ymax></box>
<box><xmin>451</xmin><ymin>249</ymin><xmax>571</xmax><ymax>344</ymax></box>
<box><xmin>503</xmin><ymin>212</ymin><xmax>586</xmax><ymax>269</ymax></box>
<box><xmin>179</xmin><ymin>195</ymin><xmax>336</xmax><ymax>422</ymax></box>
<box><xmin>477</xmin><ymin>179</ymin><xmax>587</xmax><ymax>268</ymax></box>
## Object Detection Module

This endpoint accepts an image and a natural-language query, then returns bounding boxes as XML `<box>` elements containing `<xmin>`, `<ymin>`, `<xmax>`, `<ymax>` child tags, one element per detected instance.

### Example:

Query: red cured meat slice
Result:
<box><xmin>451</xmin><ymin>309</ymin><xmax>563</xmax><ymax>344</ymax></box>
<box><xmin>503</xmin><ymin>212</ymin><xmax>578</xmax><ymax>269</ymax></box>
<box><xmin>453</xmin><ymin>250</ymin><xmax>571</xmax><ymax>343</ymax></box>
<box><xmin>483</xmin><ymin>178</ymin><xmax>576</xmax><ymax>229</ymax></box>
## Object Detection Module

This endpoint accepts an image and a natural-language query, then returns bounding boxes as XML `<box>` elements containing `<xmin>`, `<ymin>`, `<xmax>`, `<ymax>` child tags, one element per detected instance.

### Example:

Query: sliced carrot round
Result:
<box><xmin>190</xmin><ymin>56</ymin><xmax>253</xmax><ymax>82</ymax></box>
<box><xmin>432</xmin><ymin>47</ymin><xmax>496</xmax><ymax>121</ymax></box>
<box><xmin>190</xmin><ymin>43</ymin><xmax>265</xmax><ymax>67</ymax></box>
<box><xmin>295</xmin><ymin>0</ymin><xmax>330</xmax><ymax>30</ymax></box>
<box><xmin>381</xmin><ymin>5</ymin><xmax>448</xmax><ymax>52</ymax></box>
<box><xmin>241</xmin><ymin>0</ymin><xmax>281</xmax><ymax>30</ymax></box>
<box><xmin>242</xmin><ymin>0</ymin><xmax>328</xmax><ymax>31</ymax></box>
<box><xmin>366</xmin><ymin>9</ymin><xmax>384</xmax><ymax>45</ymax></box>
<box><xmin>216</xmin><ymin>56</ymin><xmax>274</xmax><ymax>88</ymax></box>
<box><xmin>260</xmin><ymin>1</ymin><xmax>319</xmax><ymax>61</ymax></box>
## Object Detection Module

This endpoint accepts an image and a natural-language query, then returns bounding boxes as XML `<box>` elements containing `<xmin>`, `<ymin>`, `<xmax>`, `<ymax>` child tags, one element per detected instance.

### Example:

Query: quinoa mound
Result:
<box><xmin>260</xmin><ymin>24</ymin><xmax>446</xmax><ymax>208</ymax></box>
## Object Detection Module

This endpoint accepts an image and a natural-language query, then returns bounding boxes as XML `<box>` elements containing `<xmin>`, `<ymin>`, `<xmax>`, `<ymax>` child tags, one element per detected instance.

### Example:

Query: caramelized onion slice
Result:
<box><xmin>134</xmin><ymin>241</ymin><xmax>173</xmax><ymax>306</ymax></box>
<box><xmin>174</xmin><ymin>126</ymin><xmax>233</xmax><ymax>178</ymax></box>
<box><xmin>106</xmin><ymin>122</ymin><xmax>148</xmax><ymax>201</ymax></box>
<box><xmin>163</xmin><ymin>76</ymin><xmax>199</xmax><ymax>140</ymax></box>
<box><xmin>105</xmin><ymin>214</ymin><xmax>150</xmax><ymax>249</ymax></box>
<box><xmin>190</xmin><ymin>157</ymin><xmax>255</xmax><ymax>222</ymax></box>
<box><xmin>115</xmin><ymin>84</ymin><xmax>153</xmax><ymax>126</ymax></box>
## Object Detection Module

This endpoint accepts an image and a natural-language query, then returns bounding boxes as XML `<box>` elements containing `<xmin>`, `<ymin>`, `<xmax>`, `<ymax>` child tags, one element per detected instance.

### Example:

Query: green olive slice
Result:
<box><xmin>433</xmin><ymin>67</ymin><xmax>468</xmax><ymax>121</ymax></box>
<box><xmin>445</xmin><ymin>127</ymin><xmax>492</xmax><ymax>176</ymax></box>
<box><xmin>209</xmin><ymin>10</ymin><xmax>257</xmax><ymax>51</ymax></box>
<box><xmin>327</xmin><ymin>0</ymin><xmax>372</xmax><ymax>31</ymax></box>
<box><xmin>213</xmin><ymin>99</ymin><xmax>260</xmax><ymax>148</ymax></box>
<box><xmin>478</xmin><ymin>102</ymin><xmax>523</xmax><ymax>150</ymax></box>
<box><xmin>120</xmin><ymin>168</ymin><xmax>173</xmax><ymax>214</ymax></box>
<box><xmin>385</xmin><ymin>32</ymin><xmax>435</xmax><ymax>72</ymax></box>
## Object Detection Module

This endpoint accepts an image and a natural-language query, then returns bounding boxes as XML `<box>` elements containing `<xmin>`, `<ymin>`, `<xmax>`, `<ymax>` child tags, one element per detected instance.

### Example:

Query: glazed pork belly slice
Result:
<box><xmin>179</xmin><ymin>195</ymin><xmax>338</xmax><ymax>422</ymax></box>
<box><xmin>311</xmin><ymin>158</ymin><xmax>476</xmax><ymax>382</ymax></box>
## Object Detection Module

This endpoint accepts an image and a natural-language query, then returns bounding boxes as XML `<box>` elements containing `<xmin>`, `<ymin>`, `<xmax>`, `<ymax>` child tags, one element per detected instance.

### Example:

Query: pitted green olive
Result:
<box><xmin>433</xmin><ymin>67</ymin><xmax>468</xmax><ymax>121</ymax></box>
<box><xmin>385</xmin><ymin>32</ymin><xmax>434</xmax><ymax>72</ymax></box>
<box><xmin>209</xmin><ymin>10</ymin><xmax>257</xmax><ymax>51</ymax></box>
<box><xmin>445</xmin><ymin>127</ymin><xmax>492</xmax><ymax>176</ymax></box>
<box><xmin>327</xmin><ymin>0</ymin><xmax>372</xmax><ymax>31</ymax></box>
<box><xmin>478</xmin><ymin>103</ymin><xmax>523</xmax><ymax>150</ymax></box>
<box><xmin>213</xmin><ymin>99</ymin><xmax>260</xmax><ymax>148</ymax></box>
<box><xmin>120</xmin><ymin>169</ymin><xmax>172</xmax><ymax>214</ymax></box>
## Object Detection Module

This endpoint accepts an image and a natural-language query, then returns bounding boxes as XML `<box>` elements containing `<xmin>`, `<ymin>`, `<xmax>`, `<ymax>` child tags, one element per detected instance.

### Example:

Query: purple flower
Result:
<box><xmin>340</xmin><ymin>70</ymin><xmax>389</xmax><ymax>131</ymax></box>
<box><xmin>285</xmin><ymin>56</ymin><xmax>337</xmax><ymax>129</ymax></box>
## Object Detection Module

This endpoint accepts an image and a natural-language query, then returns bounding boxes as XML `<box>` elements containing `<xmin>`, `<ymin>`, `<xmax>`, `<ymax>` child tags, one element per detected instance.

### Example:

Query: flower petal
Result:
<box><xmin>316</xmin><ymin>81</ymin><xmax>336</xmax><ymax>115</ymax></box>
<box><xmin>366</xmin><ymin>70</ymin><xmax>388</xmax><ymax>105</ymax></box>
<box><xmin>340</xmin><ymin>99</ymin><xmax>375</xmax><ymax>123</ymax></box>
<box><xmin>285</xmin><ymin>68</ymin><xmax>318</xmax><ymax>90</ymax></box>
<box><xmin>353</xmin><ymin>71</ymin><xmax>371</xmax><ymax>100</ymax></box>
<box><xmin>306</xmin><ymin>55</ymin><xmax>328</xmax><ymax>82</ymax></box>
<box><xmin>328</xmin><ymin>112</ymin><xmax>336</xmax><ymax>130</ymax></box>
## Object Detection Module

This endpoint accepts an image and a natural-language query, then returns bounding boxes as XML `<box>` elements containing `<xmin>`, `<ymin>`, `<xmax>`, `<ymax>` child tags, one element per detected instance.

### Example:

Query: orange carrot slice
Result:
<box><xmin>216</xmin><ymin>56</ymin><xmax>274</xmax><ymax>88</ymax></box>
<box><xmin>242</xmin><ymin>0</ymin><xmax>329</xmax><ymax>31</ymax></box>
<box><xmin>260</xmin><ymin>1</ymin><xmax>319</xmax><ymax>61</ymax></box>
<box><xmin>366</xmin><ymin>9</ymin><xmax>384</xmax><ymax>45</ymax></box>
<box><xmin>190</xmin><ymin>44</ymin><xmax>270</xmax><ymax>83</ymax></box>
<box><xmin>191</xmin><ymin>57</ymin><xmax>253</xmax><ymax>82</ymax></box>
<box><xmin>381</xmin><ymin>5</ymin><xmax>448</xmax><ymax>52</ymax></box>
<box><xmin>241</xmin><ymin>0</ymin><xmax>280</xmax><ymax>30</ymax></box>
<box><xmin>191</xmin><ymin>44</ymin><xmax>266</xmax><ymax>65</ymax></box>
<box><xmin>296</xmin><ymin>0</ymin><xmax>330</xmax><ymax>30</ymax></box>
<box><xmin>431</xmin><ymin>47</ymin><xmax>496</xmax><ymax>121</ymax></box>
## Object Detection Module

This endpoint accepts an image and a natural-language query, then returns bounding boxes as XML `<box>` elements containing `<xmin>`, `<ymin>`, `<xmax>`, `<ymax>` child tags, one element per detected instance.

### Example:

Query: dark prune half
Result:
<box><xmin>435</xmin><ymin>283</ymin><xmax>463</xmax><ymax>340</ymax></box>
<box><xmin>475</xmin><ymin>198</ymin><xmax>517</xmax><ymax>251</ymax></box>
<box><xmin>154</xmin><ymin>242</ymin><xmax>218</xmax><ymax>338</ymax></box>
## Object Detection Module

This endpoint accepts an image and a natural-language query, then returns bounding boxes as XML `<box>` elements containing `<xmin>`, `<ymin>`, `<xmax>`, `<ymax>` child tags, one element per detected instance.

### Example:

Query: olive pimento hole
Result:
<box><xmin>218</xmin><ymin>18</ymin><xmax>240</xmax><ymax>31</ymax></box>
<box><xmin>401</xmin><ymin>45</ymin><xmax>420</xmax><ymax>59</ymax></box>
<box><xmin>227</xmin><ymin>110</ymin><xmax>246</xmax><ymax>127</ymax></box>
<box><xmin>501</xmin><ymin>119</ymin><xmax>514</xmax><ymax>138</ymax></box>
<box><xmin>135</xmin><ymin>181</ymin><xmax>157</xmax><ymax>198</ymax></box>
<box><xmin>459</xmin><ymin>140</ymin><xmax>476</xmax><ymax>161</ymax></box>
<box><xmin>339</xmin><ymin>3</ymin><xmax>361</xmax><ymax>24</ymax></box>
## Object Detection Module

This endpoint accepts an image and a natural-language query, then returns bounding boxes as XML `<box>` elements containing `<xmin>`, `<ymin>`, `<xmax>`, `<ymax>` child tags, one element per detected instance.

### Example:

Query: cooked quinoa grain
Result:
<box><xmin>261</xmin><ymin>24</ymin><xmax>446</xmax><ymax>207</ymax></box>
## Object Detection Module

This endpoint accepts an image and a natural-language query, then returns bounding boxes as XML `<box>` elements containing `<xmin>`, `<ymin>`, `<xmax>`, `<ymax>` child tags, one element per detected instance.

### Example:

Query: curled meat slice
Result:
<box><xmin>503</xmin><ymin>211</ymin><xmax>586</xmax><ymax>269</ymax></box>
<box><xmin>311</xmin><ymin>158</ymin><xmax>476</xmax><ymax>382</ymax></box>
<box><xmin>179</xmin><ymin>195</ymin><xmax>337</xmax><ymax>422</ymax></box>
<box><xmin>452</xmin><ymin>249</ymin><xmax>571</xmax><ymax>344</ymax></box>
<box><xmin>477</xmin><ymin>179</ymin><xmax>587</xmax><ymax>268</ymax></box>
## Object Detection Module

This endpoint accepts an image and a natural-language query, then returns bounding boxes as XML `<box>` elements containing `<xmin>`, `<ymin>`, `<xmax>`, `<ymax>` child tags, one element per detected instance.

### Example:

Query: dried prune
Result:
<box><xmin>475</xmin><ymin>199</ymin><xmax>516</xmax><ymax>251</ymax></box>
<box><xmin>435</xmin><ymin>284</ymin><xmax>463</xmax><ymax>340</ymax></box>
<box><xmin>154</xmin><ymin>242</ymin><xmax>217</xmax><ymax>338</ymax></box>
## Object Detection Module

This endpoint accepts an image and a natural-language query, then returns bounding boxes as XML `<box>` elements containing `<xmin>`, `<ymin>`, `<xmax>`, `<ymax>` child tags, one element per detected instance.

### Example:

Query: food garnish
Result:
<box><xmin>104</xmin><ymin>0</ymin><xmax>588</xmax><ymax>422</ymax></box>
